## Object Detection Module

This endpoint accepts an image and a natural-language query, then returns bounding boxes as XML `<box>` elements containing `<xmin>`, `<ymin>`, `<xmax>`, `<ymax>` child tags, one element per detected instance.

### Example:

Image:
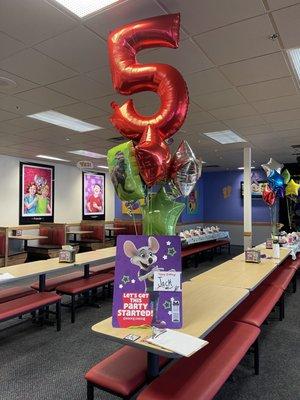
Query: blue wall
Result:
<box><xmin>202</xmin><ymin>169</ymin><xmax>269</xmax><ymax>222</ymax></box>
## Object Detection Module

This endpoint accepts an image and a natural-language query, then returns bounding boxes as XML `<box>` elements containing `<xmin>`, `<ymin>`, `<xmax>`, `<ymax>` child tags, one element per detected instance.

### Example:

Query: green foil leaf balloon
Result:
<box><xmin>142</xmin><ymin>186</ymin><xmax>185</xmax><ymax>235</ymax></box>
<box><xmin>282</xmin><ymin>169</ymin><xmax>291</xmax><ymax>185</ymax></box>
<box><xmin>107</xmin><ymin>141</ymin><xmax>145</xmax><ymax>201</ymax></box>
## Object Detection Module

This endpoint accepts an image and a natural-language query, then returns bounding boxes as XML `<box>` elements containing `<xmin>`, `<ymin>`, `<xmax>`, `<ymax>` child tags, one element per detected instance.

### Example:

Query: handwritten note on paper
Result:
<box><xmin>153</xmin><ymin>271</ymin><xmax>181</xmax><ymax>292</ymax></box>
<box><xmin>0</xmin><ymin>273</ymin><xmax>15</xmax><ymax>283</ymax></box>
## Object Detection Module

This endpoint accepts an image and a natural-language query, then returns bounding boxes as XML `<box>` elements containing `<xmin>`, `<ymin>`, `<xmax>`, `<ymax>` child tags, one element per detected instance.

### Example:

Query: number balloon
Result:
<box><xmin>108</xmin><ymin>13</ymin><xmax>189</xmax><ymax>141</ymax></box>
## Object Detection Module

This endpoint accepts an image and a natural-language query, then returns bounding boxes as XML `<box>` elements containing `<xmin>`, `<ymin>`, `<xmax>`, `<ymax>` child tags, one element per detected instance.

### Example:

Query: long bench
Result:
<box><xmin>0</xmin><ymin>292</ymin><xmax>62</xmax><ymax>331</ymax></box>
<box><xmin>181</xmin><ymin>239</ymin><xmax>230</xmax><ymax>267</ymax></box>
<box><xmin>56</xmin><ymin>273</ymin><xmax>114</xmax><ymax>323</ymax></box>
<box><xmin>0</xmin><ymin>286</ymin><xmax>36</xmax><ymax>303</ymax></box>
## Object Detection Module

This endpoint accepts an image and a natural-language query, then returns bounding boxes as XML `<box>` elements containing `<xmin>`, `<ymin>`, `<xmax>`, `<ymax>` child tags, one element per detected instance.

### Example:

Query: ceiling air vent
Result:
<box><xmin>291</xmin><ymin>144</ymin><xmax>300</xmax><ymax>149</ymax></box>
<box><xmin>107</xmin><ymin>136</ymin><xmax>126</xmax><ymax>143</ymax></box>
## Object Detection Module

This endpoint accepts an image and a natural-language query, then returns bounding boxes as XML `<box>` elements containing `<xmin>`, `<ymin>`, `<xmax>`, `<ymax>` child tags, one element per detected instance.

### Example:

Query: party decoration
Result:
<box><xmin>135</xmin><ymin>126</ymin><xmax>171</xmax><ymax>186</ymax></box>
<box><xmin>142</xmin><ymin>187</ymin><xmax>185</xmax><ymax>235</ymax></box>
<box><xmin>170</xmin><ymin>140</ymin><xmax>202</xmax><ymax>196</ymax></box>
<box><xmin>107</xmin><ymin>141</ymin><xmax>145</xmax><ymax>201</ymax></box>
<box><xmin>261</xmin><ymin>158</ymin><xmax>283</xmax><ymax>176</ymax></box>
<box><xmin>108</xmin><ymin>13</ymin><xmax>189</xmax><ymax>141</ymax></box>
<box><xmin>285</xmin><ymin>179</ymin><xmax>300</xmax><ymax>197</ymax></box>
<box><xmin>281</xmin><ymin>169</ymin><xmax>291</xmax><ymax>185</ymax></box>
<box><xmin>262</xmin><ymin>185</ymin><xmax>276</xmax><ymax>207</ymax></box>
<box><xmin>276</xmin><ymin>186</ymin><xmax>285</xmax><ymax>198</ymax></box>
<box><xmin>267</xmin><ymin>170</ymin><xmax>284</xmax><ymax>193</ymax></box>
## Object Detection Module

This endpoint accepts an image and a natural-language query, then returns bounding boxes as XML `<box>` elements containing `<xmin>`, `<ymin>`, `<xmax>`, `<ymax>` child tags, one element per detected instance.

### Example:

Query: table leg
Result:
<box><xmin>24</xmin><ymin>239</ymin><xmax>28</xmax><ymax>252</ymax></box>
<box><xmin>39</xmin><ymin>274</ymin><xmax>46</xmax><ymax>292</ymax></box>
<box><xmin>84</xmin><ymin>263</ymin><xmax>90</xmax><ymax>278</ymax></box>
<box><xmin>147</xmin><ymin>352</ymin><xmax>160</xmax><ymax>381</ymax></box>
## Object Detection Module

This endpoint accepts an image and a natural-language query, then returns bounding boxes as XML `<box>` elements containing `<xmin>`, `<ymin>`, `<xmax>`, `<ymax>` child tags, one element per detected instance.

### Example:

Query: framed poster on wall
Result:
<box><xmin>82</xmin><ymin>172</ymin><xmax>105</xmax><ymax>220</ymax></box>
<box><xmin>19</xmin><ymin>162</ymin><xmax>54</xmax><ymax>225</ymax></box>
<box><xmin>240</xmin><ymin>181</ymin><xmax>267</xmax><ymax>198</ymax></box>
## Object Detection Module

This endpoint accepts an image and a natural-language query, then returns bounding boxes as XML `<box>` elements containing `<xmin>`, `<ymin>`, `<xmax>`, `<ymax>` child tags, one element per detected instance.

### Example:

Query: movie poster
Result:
<box><xmin>112</xmin><ymin>235</ymin><xmax>182</xmax><ymax>329</ymax></box>
<box><xmin>187</xmin><ymin>188</ymin><xmax>198</xmax><ymax>214</ymax></box>
<box><xmin>82</xmin><ymin>172</ymin><xmax>105</xmax><ymax>220</ymax></box>
<box><xmin>19</xmin><ymin>162</ymin><xmax>54</xmax><ymax>224</ymax></box>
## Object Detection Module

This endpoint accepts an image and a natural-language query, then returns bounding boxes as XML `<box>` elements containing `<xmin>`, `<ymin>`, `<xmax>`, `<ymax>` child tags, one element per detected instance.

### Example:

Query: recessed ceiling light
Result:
<box><xmin>203</xmin><ymin>130</ymin><xmax>246</xmax><ymax>144</ymax></box>
<box><xmin>27</xmin><ymin>110</ymin><xmax>102</xmax><ymax>132</ymax></box>
<box><xmin>36</xmin><ymin>155</ymin><xmax>70</xmax><ymax>162</ymax></box>
<box><xmin>54</xmin><ymin>0</ymin><xmax>118</xmax><ymax>18</ymax></box>
<box><xmin>68</xmin><ymin>150</ymin><xmax>106</xmax><ymax>158</ymax></box>
<box><xmin>287</xmin><ymin>48</ymin><xmax>300</xmax><ymax>80</ymax></box>
<box><xmin>97</xmin><ymin>165</ymin><xmax>109</xmax><ymax>169</ymax></box>
<box><xmin>238</xmin><ymin>166</ymin><xmax>255</xmax><ymax>170</ymax></box>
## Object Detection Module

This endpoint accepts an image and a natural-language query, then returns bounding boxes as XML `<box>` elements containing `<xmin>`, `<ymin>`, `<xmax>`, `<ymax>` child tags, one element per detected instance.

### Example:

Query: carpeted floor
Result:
<box><xmin>0</xmin><ymin>246</ymin><xmax>299</xmax><ymax>400</ymax></box>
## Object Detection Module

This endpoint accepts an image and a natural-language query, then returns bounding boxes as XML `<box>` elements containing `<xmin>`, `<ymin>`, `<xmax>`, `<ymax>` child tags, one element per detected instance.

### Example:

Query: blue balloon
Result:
<box><xmin>268</xmin><ymin>170</ymin><xmax>284</xmax><ymax>193</ymax></box>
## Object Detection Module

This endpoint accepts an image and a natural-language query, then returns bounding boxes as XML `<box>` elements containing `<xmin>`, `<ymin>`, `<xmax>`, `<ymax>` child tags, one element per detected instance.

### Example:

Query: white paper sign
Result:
<box><xmin>153</xmin><ymin>270</ymin><xmax>181</xmax><ymax>292</ymax></box>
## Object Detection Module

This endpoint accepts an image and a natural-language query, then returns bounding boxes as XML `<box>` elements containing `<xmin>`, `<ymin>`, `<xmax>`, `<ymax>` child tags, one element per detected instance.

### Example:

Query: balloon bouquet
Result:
<box><xmin>261</xmin><ymin>158</ymin><xmax>300</xmax><ymax>234</ymax></box>
<box><xmin>106</xmin><ymin>14</ymin><xmax>202</xmax><ymax>235</ymax></box>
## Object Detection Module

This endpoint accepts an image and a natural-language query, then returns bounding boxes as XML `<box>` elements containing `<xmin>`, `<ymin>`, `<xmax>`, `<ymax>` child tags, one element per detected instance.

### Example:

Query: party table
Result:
<box><xmin>92</xmin><ymin>281</ymin><xmax>249</xmax><ymax>379</ymax></box>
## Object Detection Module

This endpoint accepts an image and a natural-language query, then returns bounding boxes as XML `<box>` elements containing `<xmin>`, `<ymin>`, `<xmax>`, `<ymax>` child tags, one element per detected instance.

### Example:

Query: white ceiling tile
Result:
<box><xmin>15</xmin><ymin>87</ymin><xmax>77</xmax><ymax>108</ymax></box>
<box><xmin>48</xmin><ymin>75</ymin><xmax>112</xmax><ymax>100</ymax></box>
<box><xmin>193</xmin><ymin>89</ymin><xmax>246</xmax><ymax>110</ymax></box>
<box><xmin>272</xmin><ymin>4</ymin><xmax>300</xmax><ymax>48</ymax></box>
<box><xmin>86</xmin><ymin>93</ymin><xmax>124</xmax><ymax>114</ymax></box>
<box><xmin>0</xmin><ymin>0</ymin><xmax>77</xmax><ymax>45</ymax></box>
<box><xmin>54</xmin><ymin>103</ymin><xmax>103</xmax><ymax>119</ymax></box>
<box><xmin>0</xmin><ymin>108</ymin><xmax>19</xmax><ymax>122</ymax></box>
<box><xmin>194</xmin><ymin>15</ymin><xmax>279</xmax><ymax>65</ymax></box>
<box><xmin>0</xmin><ymin>94</ymin><xmax>45</xmax><ymax>115</ymax></box>
<box><xmin>238</xmin><ymin>77</ymin><xmax>297</xmax><ymax>101</ymax></box>
<box><xmin>0</xmin><ymin>69</ymin><xmax>37</xmax><ymax>94</ymax></box>
<box><xmin>185</xmin><ymin>69</ymin><xmax>232</xmax><ymax>95</ymax></box>
<box><xmin>85</xmin><ymin>65</ymin><xmax>112</xmax><ymax>84</ymax></box>
<box><xmin>185</xmin><ymin>121</ymin><xmax>229</xmax><ymax>135</ymax></box>
<box><xmin>252</xmin><ymin>94</ymin><xmax>300</xmax><ymax>113</ymax></box>
<box><xmin>0</xmin><ymin>49</ymin><xmax>77</xmax><ymax>85</ymax></box>
<box><xmin>221</xmin><ymin>52</ymin><xmax>290</xmax><ymax>85</ymax></box>
<box><xmin>6</xmin><ymin>117</ymin><xmax>50</xmax><ymax>130</ymax></box>
<box><xmin>271</xmin><ymin>119</ymin><xmax>300</xmax><ymax>130</ymax></box>
<box><xmin>0</xmin><ymin>121</ymin><xmax>36</xmax><ymax>134</ymax></box>
<box><xmin>84</xmin><ymin>0</ymin><xmax>166</xmax><ymax>39</ymax></box>
<box><xmin>225</xmin><ymin>115</ymin><xmax>267</xmax><ymax>129</ymax></box>
<box><xmin>267</xmin><ymin>0</ymin><xmax>300</xmax><ymax>10</ymax></box>
<box><xmin>238</xmin><ymin>125</ymin><xmax>273</xmax><ymax>136</ymax></box>
<box><xmin>0</xmin><ymin>133</ymin><xmax>31</xmax><ymax>146</ymax></box>
<box><xmin>209</xmin><ymin>104</ymin><xmax>257</xmax><ymax>120</ymax></box>
<box><xmin>263</xmin><ymin>108</ymin><xmax>300</xmax><ymax>123</ymax></box>
<box><xmin>0</xmin><ymin>31</ymin><xmax>24</xmax><ymax>61</ymax></box>
<box><xmin>34</xmin><ymin>26</ymin><xmax>107</xmax><ymax>73</ymax></box>
<box><xmin>183</xmin><ymin>111</ymin><xmax>216</xmax><ymax>127</ymax></box>
<box><xmin>139</xmin><ymin>39</ymin><xmax>213</xmax><ymax>75</ymax></box>
<box><xmin>159</xmin><ymin>0</ymin><xmax>266</xmax><ymax>35</ymax></box>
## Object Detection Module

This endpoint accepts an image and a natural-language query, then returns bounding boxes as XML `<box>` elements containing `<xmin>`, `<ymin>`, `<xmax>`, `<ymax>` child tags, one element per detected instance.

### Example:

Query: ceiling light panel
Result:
<box><xmin>68</xmin><ymin>150</ymin><xmax>106</xmax><ymax>158</ymax></box>
<box><xmin>287</xmin><ymin>48</ymin><xmax>300</xmax><ymax>81</ymax></box>
<box><xmin>27</xmin><ymin>110</ymin><xmax>102</xmax><ymax>132</ymax></box>
<box><xmin>37</xmin><ymin>154</ymin><xmax>70</xmax><ymax>162</ymax></box>
<box><xmin>54</xmin><ymin>0</ymin><xmax>118</xmax><ymax>18</ymax></box>
<box><xmin>203</xmin><ymin>130</ymin><xmax>246</xmax><ymax>144</ymax></box>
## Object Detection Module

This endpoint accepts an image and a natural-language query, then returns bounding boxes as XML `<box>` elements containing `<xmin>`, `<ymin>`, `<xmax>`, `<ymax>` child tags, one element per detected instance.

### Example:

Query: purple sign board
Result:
<box><xmin>112</xmin><ymin>235</ymin><xmax>182</xmax><ymax>329</ymax></box>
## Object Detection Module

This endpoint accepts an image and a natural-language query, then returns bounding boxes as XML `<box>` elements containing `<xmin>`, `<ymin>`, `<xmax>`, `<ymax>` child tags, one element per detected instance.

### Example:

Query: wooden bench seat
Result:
<box><xmin>0</xmin><ymin>292</ymin><xmax>61</xmax><ymax>331</ymax></box>
<box><xmin>136</xmin><ymin>320</ymin><xmax>260</xmax><ymax>400</ymax></box>
<box><xmin>0</xmin><ymin>286</ymin><xmax>36</xmax><ymax>304</ymax></box>
<box><xmin>56</xmin><ymin>273</ymin><xmax>114</xmax><ymax>323</ymax></box>
<box><xmin>31</xmin><ymin>271</ymin><xmax>84</xmax><ymax>292</ymax></box>
<box><xmin>263</xmin><ymin>265</ymin><xmax>296</xmax><ymax>291</ymax></box>
<box><xmin>85</xmin><ymin>346</ymin><xmax>168</xmax><ymax>400</ymax></box>
<box><xmin>181</xmin><ymin>239</ymin><xmax>230</xmax><ymax>266</ymax></box>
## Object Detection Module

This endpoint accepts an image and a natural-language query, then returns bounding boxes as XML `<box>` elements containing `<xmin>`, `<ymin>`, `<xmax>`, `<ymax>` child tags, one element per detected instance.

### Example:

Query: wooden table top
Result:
<box><xmin>67</xmin><ymin>231</ymin><xmax>93</xmax><ymax>235</ymax></box>
<box><xmin>192</xmin><ymin>247</ymin><xmax>291</xmax><ymax>291</ymax></box>
<box><xmin>92</xmin><ymin>281</ymin><xmax>249</xmax><ymax>358</ymax></box>
<box><xmin>8</xmin><ymin>235</ymin><xmax>48</xmax><ymax>240</ymax></box>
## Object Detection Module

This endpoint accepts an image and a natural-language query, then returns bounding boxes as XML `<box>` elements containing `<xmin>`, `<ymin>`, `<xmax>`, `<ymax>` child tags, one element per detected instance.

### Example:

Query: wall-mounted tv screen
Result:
<box><xmin>240</xmin><ymin>181</ymin><xmax>267</xmax><ymax>198</ymax></box>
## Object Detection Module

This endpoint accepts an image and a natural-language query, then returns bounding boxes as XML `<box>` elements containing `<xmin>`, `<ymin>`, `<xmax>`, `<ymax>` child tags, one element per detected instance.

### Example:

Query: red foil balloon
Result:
<box><xmin>262</xmin><ymin>185</ymin><xmax>276</xmax><ymax>206</ymax></box>
<box><xmin>135</xmin><ymin>126</ymin><xmax>171</xmax><ymax>186</ymax></box>
<box><xmin>108</xmin><ymin>13</ymin><xmax>189</xmax><ymax>141</ymax></box>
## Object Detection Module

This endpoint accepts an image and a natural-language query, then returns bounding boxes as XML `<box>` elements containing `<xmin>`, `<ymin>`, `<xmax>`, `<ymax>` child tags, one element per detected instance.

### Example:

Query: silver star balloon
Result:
<box><xmin>170</xmin><ymin>140</ymin><xmax>202</xmax><ymax>196</ymax></box>
<box><xmin>261</xmin><ymin>158</ymin><xmax>283</xmax><ymax>176</ymax></box>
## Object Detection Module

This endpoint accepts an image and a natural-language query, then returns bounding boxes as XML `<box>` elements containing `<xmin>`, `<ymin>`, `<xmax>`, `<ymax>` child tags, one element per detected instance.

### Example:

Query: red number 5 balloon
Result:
<box><xmin>108</xmin><ymin>13</ymin><xmax>189</xmax><ymax>141</ymax></box>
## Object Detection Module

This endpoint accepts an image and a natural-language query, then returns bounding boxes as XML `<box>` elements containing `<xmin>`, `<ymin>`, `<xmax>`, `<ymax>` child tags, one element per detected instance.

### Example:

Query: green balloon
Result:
<box><xmin>282</xmin><ymin>169</ymin><xmax>291</xmax><ymax>185</ymax></box>
<box><xmin>142</xmin><ymin>187</ymin><xmax>185</xmax><ymax>235</ymax></box>
<box><xmin>107</xmin><ymin>141</ymin><xmax>145</xmax><ymax>202</ymax></box>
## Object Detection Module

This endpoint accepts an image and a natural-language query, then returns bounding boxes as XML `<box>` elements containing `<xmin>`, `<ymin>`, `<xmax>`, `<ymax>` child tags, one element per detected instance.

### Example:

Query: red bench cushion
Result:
<box><xmin>137</xmin><ymin>320</ymin><xmax>260</xmax><ymax>400</ymax></box>
<box><xmin>182</xmin><ymin>240</ymin><xmax>230</xmax><ymax>257</ymax></box>
<box><xmin>31</xmin><ymin>271</ymin><xmax>84</xmax><ymax>292</ymax></box>
<box><xmin>0</xmin><ymin>292</ymin><xmax>61</xmax><ymax>322</ymax></box>
<box><xmin>284</xmin><ymin>256</ymin><xmax>300</xmax><ymax>271</ymax></box>
<box><xmin>0</xmin><ymin>286</ymin><xmax>36</xmax><ymax>304</ymax></box>
<box><xmin>90</xmin><ymin>262</ymin><xmax>115</xmax><ymax>275</ymax></box>
<box><xmin>56</xmin><ymin>273</ymin><xmax>114</xmax><ymax>295</ymax></box>
<box><xmin>85</xmin><ymin>346</ymin><xmax>168</xmax><ymax>397</ymax></box>
<box><xmin>230</xmin><ymin>284</ymin><xmax>283</xmax><ymax>327</ymax></box>
<box><xmin>263</xmin><ymin>266</ymin><xmax>296</xmax><ymax>290</ymax></box>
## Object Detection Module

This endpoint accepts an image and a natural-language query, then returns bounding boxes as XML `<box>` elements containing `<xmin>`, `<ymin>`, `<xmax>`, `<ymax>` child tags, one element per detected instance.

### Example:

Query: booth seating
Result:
<box><xmin>27</xmin><ymin>223</ymin><xmax>66</xmax><ymax>260</ymax></box>
<box><xmin>0</xmin><ymin>292</ymin><xmax>62</xmax><ymax>331</ymax></box>
<box><xmin>30</xmin><ymin>262</ymin><xmax>115</xmax><ymax>292</ymax></box>
<box><xmin>181</xmin><ymin>239</ymin><xmax>230</xmax><ymax>267</ymax></box>
<box><xmin>263</xmin><ymin>262</ymin><xmax>297</xmax><ymax>292</ymax></box>
<box><xmin>0</xmin><ymin>227</ymin><xmax>27</xmax><ymax>267</ymax></box>
<box><xmin>85</xmin><ymin>346</ymin><xmax>168</xmax><ymax>400</ymax></box>
<box><xmin>113</xmin><ymin>220</ymin><xmax>143</xmax><ymax>236</ymax></box>
<box><xmin>0</xmin><ymin>286</ymin><xmax>36</xmax><ymax>303</ymax></box>
<box><xmin>75</xmin><ymin>221</ymin><xmax>105</xmax><ymax>252</ymax></box>
<box><xmin>56</xmin><ymin>273</ymin><xmax>114</xmax><ymax>323</ymax></box>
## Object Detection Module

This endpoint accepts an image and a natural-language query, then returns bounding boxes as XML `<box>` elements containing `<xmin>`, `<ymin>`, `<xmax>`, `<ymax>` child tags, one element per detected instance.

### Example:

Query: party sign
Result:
<box><xmin>112</xmin><ymin>235</ymin><xmax>182</xmax><ymax>329</ymax></box>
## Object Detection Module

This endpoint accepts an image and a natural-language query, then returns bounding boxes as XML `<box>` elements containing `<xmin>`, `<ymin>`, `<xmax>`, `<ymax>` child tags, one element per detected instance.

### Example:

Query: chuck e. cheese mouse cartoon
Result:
<box><xmin>123</xmin><ymin>236</ymin><xmax>166</xmax><ymax>327</ymax></box>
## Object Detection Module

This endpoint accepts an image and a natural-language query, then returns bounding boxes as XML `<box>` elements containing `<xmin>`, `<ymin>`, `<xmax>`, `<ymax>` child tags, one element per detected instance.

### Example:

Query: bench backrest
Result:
<box><xmin>39</xmin><ymin>223</ymin><xmax>66</xmax><ymax>246</ymax></box>
<box><xmin>80</xmin><ymin>221</ymin><xmax>104</xmax><ymax>242</ymax></box>
<box><xmin>113</xmin><ymin>220</ymin><xmax>142</xmax><ymax>235</ymax></box>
